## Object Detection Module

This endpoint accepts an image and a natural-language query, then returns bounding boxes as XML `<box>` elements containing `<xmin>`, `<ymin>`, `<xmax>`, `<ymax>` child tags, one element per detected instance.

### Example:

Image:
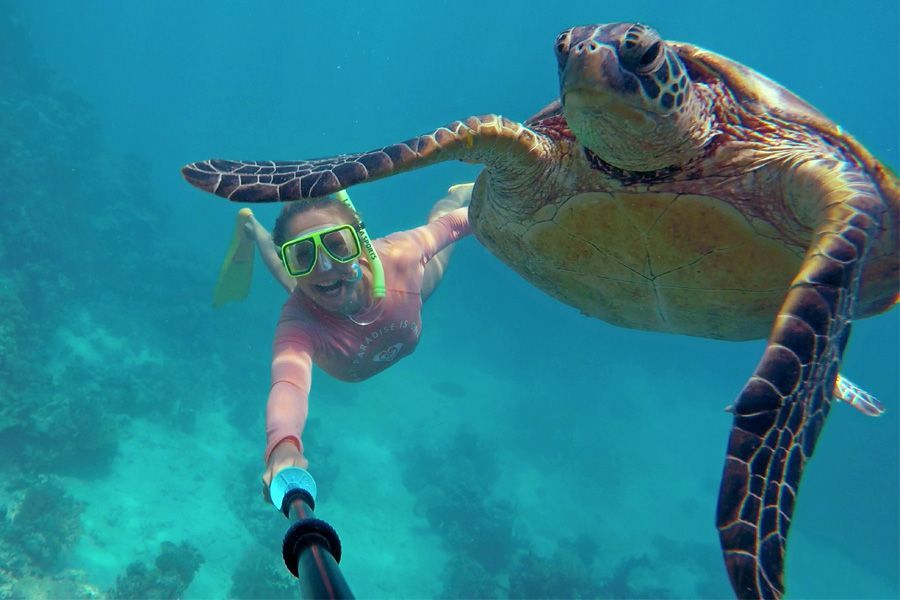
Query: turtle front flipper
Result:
<box><xmin>181</xmin><ymin>115</ymin><xmax>551</xmax><ymax>203</ymax></box>
<box><xmin>716</xmin><ymin>161</ymin><xmax>889</xmax><ymax>599</ymax></box>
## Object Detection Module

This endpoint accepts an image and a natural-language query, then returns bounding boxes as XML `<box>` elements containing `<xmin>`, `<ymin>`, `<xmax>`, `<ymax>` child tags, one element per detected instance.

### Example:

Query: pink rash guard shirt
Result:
<box><xmin>265</xmin><ymin>207</ymin><xmax>471</xmax><ymax>461</ymax></box>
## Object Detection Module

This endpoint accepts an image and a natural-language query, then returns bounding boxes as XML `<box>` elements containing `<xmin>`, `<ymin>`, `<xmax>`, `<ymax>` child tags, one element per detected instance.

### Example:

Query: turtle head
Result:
<box><xmin>555</xmin><ymin>23</ymin><xmax>712</xmax><ymax>172</ymax></box>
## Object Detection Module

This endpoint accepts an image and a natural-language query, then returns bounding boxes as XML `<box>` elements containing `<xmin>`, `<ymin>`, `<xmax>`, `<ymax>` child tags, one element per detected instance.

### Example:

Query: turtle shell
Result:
<box><xmin>669</xmin><ymin>42</ymin><xmax>898</xmax><ymax>201</ymax></box>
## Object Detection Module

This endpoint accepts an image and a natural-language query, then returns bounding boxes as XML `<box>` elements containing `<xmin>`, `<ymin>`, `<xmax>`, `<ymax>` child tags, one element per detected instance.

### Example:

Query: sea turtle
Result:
<box><xmin>182</xmin><ymin>22</ymin><xmax>898</xmax><ymax>598</ymax></box>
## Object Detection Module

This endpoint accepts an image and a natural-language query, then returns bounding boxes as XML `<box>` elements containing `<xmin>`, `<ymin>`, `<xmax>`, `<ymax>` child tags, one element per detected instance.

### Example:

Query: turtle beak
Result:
<box><xmin>561</xmin><ymin>36</ymin><xmax>651</xmax><ymax>134</ymax></box>
<box><xmin>559</xmin><ymin>24</ymin><xmax>641</xmax><ymax>105</ymax></box>
<box><xmin>561</xmin><ymin>42</ymin><xmax>623</xmax><ymax>97</ymax></box>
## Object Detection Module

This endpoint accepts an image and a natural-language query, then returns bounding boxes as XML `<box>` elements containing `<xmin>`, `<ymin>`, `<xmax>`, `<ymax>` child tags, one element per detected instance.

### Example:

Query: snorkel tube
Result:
<box><xmin>334</xmin><ymin>190</ymin><xmax>385</xmax><ymax>299</ymax></box>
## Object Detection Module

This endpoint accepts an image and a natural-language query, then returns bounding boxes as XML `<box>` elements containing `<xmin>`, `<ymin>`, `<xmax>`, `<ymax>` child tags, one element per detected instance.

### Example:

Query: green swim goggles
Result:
<box><xmin>280</xmin><ymin>224</ymin><xmax>361</xmax><ymax>277</ymax></box>
<box><xmin>279</xmin><ymin>191</ymin><xmax>386</xmax><ymax>299</ymax></box>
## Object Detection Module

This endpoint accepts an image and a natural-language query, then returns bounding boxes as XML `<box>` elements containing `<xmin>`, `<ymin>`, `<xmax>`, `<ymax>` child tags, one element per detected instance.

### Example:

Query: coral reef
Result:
<box><xmin>13</xmin><ymin>482</ymin><xmax>84</xmax><ymax>569</ymax></box>
<box><xmin>229</xmin><ymin>546</ymin><xmax>300</xmax><ymax>599</ymax></box>
<box><xmin>0</xmin><ymin>278</ymin><xmax>30</xmax><ymax>389</ymax></box>
<box><xmin>505</xmin><ymin>534</ymin><xmax>598</xmax><ymax>598</ymax></box>
<box><xmin>399</xmin><ymin>429</ymin><xmax>518</xmax><ymax>596</ymax></box>
<box><xmin>107</xmin><ymin>541</ymin><xmax>204</xmax><ymax>599</ymax></box>
<box><xmin>597</xmin><ymin>555</ymin><xmax>670</xmax><ymax>599</ymax></box>
<box><xmin>508</xmin><ymin>545</ymin><xmax>599</xmax><ymax>599</ymax></box>
<box><xmin>0</xmin><ymin>308</ymin><xmax>121</xmax><ymax>478</ymax></box>
<box><xmin>1</xmin><ymin>571</ymin><xmax>101</xmax><ymax>600</ymax></box>
<box><xmin>507</xmin><ymin>545</ymin><xmax>672</xmax><ymax>599</ymax></box>
<box><xmin>440</xmin><ymin>556</ymin><xmax>497</xmax><ymax>599</ymax></box>
<box><xmin>0</xmin><ymin>278</ymin><xmax>38</xmax><ymax>454</ymax></box>
<box><xmin>20</xmin><ymin>393</ymin><xmax>119</xmax><ymax>478</ymax></box>
<box><xmin>651</xmin><ymin>535</ymin><xmax>732</xmax><ymax>598</ymax></box>
<box><xmin>0</xmin><ymin>478</ymin><xmax>85</xmax><ymax>573</ymax></box>
<box><xmin>398</xmin><ymin>429</ymin><xmax>691</xmax><ymax>598</ymax></box>
<box><xmin>0</xmin><ymin>3</ymin><xmax>322</xmax><ymax>598</ymax></box>
<box><xmin>0</xmin><ymin>12</ymin><xmax>219</xmax><ymax>591</ymax></box>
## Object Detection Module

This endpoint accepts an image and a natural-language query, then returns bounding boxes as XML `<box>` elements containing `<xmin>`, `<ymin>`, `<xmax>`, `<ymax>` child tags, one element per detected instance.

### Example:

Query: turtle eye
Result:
<box><xmin>618</xmin><ymin>24</ymin><xmax>665</xmax><ymax>73</ymax></box>
<box><xmin>553</xmin><ymin>29</ymin><xmax>572</xmax><ymax>71</ymax></box>
<box><xmin>639</xmin><ymin>41</ymin><xmax>661</xmax><ymax>68</ymax></box>
<box><xmin>553</xmin><ymin>29</ymin><xmax>572</xmax><ymax>58</ymax></box>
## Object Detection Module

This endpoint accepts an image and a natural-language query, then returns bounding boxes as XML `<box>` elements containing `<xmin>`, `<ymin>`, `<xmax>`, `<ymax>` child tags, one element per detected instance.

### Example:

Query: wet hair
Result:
<box><xmin>272</xmin><ymin>196</ymin><xmax>361</xmax><ymax>248</ymax></box>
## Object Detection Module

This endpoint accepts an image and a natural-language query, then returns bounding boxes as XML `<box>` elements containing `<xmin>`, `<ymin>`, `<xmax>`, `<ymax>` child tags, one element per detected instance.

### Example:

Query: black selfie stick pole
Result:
<box><xmin>272</xmin><ymin>468</ymin><xmax>354</xmax><ymax>599</ymax></box>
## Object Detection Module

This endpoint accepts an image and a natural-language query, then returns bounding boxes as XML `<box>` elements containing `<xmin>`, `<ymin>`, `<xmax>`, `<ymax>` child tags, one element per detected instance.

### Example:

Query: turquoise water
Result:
<box><xmin>1</xmin><ymin>0</ymin><xmax>897</xmax><ymax>598</ymax></box>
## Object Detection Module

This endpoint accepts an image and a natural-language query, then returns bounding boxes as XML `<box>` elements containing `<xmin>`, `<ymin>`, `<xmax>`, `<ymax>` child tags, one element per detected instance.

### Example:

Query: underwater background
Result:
<box><xmin>0</xmin><ymin>0</ymin><xmax>897</xmax><ymax>598</ymax></box>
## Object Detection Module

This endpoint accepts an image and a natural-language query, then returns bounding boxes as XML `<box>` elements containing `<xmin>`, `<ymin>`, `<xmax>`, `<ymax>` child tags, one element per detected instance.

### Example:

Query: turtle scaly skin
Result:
<box><xmin>183</xmin><ymin>22</ymin><xmax>898</xmax><ymax>599</ymax></box>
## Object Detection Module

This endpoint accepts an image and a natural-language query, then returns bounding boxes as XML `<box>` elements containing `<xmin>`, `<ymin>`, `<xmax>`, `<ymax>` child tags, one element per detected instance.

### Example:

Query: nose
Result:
<box><xmin>316</xmin><ymin>252</ymin><xmax>334</xmax><ymax>272</ymax></box>
<box><xmin>571</xmin><ymin>38</ymin><xmax>601</xmax><ymax>56</ymax></box>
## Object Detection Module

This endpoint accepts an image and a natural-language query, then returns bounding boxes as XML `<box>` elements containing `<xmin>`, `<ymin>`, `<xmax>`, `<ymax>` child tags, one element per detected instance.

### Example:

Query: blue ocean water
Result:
<box><xmin>1</xmin><ymin>0</ymin><xmax>897</xmax><ymax>598</ymax></box>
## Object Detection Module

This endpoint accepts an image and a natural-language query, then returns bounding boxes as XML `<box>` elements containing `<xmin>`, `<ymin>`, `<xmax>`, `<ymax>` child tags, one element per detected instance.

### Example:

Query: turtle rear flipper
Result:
<box><xmin>181</xmin><ymin>115</ymin><xmax>551</xmax><ymax>203</ymax></box>
<box><xmin>835</xmin><ymin>374</ymin><xmax>885</xmax><ymax>417</ymax></box>
<box><xmin>716</xmin><ymin>161</ymin><xmax>887</xmax><ymax>599</ymax></box>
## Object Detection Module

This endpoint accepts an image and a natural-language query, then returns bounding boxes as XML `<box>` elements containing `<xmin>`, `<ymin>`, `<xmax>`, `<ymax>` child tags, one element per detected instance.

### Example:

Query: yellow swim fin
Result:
<box><xmin>212</xmin><ymin>208</ymin><xmax>255</xmax><ymax>307</ymax></box>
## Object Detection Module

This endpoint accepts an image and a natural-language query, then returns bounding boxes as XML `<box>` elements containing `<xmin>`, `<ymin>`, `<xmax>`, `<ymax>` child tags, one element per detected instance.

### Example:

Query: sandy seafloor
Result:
<box><xmin>0</xmin><ymin>1</ymin><xmax>897</xmax><ymax>598</ymax></box>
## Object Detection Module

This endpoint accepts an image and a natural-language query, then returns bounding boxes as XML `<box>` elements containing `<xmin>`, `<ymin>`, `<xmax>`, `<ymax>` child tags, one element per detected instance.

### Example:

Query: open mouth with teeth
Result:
<box><xmin>314</xmin><ymin>279</ymin><xmax>346</xmax><ymax>297</ymax></box>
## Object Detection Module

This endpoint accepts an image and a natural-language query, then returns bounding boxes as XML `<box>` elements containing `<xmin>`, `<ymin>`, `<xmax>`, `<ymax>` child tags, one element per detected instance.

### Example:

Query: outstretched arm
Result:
<box><xmin>405</xmin><ymin>205</ymin><xmax>472</xmax><ymax>264</ymax></box>
<box><xmin>392</xmin><ymin>204</ymin><xmax>471</xmax><ymax>303</ymax></box>
<box><xmin>262</xmin><ymin>319</ymin><xmax>314</xmax><ymax>496</ymax></box>
<box><xmin>421</xmin><ymin>183</ymin><xmax>474</xmax><ymax>299</ymax></box>
<box><xmin>245</xmin><ymin>212</ymin><xmax>296</xmax><ymax>293</ymax></box>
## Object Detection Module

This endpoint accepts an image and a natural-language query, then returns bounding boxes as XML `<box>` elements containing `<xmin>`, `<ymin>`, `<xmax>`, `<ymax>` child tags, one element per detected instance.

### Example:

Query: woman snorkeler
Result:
<box><xmin>226</xmin><ymin>184</ymin><xmax>473</xmax><ymax>499</ymax></box>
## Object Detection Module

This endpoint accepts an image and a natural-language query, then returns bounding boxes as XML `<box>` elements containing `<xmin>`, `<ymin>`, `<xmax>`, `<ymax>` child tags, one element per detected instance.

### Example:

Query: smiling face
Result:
<box><xmin>284</xmin><ymin>205</ymin><xmax>364</xmax><ymax>313</ymax></box>
<box><xmin>555</xmin><ymin>22</ymin><xmax>712</xmax><ymax>171</ymax></box>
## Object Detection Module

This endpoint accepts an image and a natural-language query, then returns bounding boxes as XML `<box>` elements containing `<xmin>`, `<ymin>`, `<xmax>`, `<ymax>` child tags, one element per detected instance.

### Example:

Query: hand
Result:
<box><xmin>427</xmin><ymin>183</ymin><xmax>474</xmax><ymax>223</ymax></box>
<box><xmin>261</xmin><ymin>439</ymin><xmax>309</xmax><ymax>504</ymax></box>
<box><xmin>446</xmin><ymin>182</ymin><xmax>474</xmax><ymax>207</ymax></box>
<box><xmin>240</xmin><ymin>208</ymin><xmax>262</xmax><ymax>241</ymax></box>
